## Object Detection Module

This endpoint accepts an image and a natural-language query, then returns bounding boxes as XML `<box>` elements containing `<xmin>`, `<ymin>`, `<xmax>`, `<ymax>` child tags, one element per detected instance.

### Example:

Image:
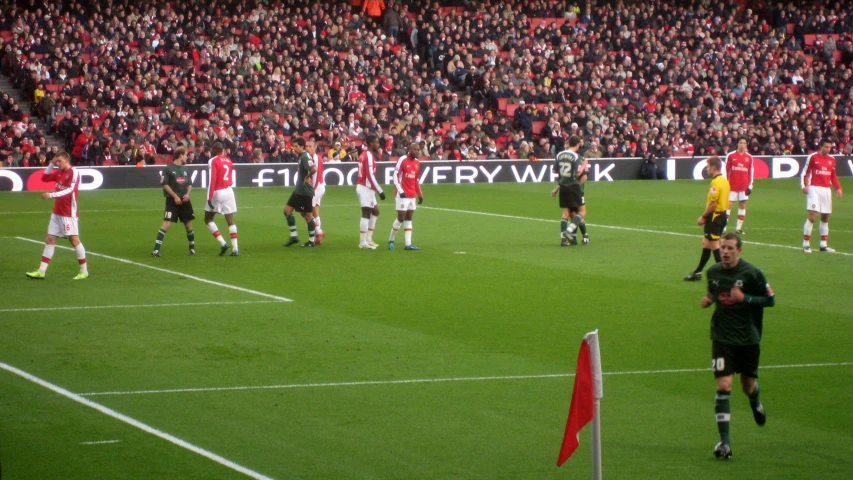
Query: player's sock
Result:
<box><xmin>186</xmin><ymin>229</ymin><xmax>195</xmax><ymax>251</ymax></box>
<box><xmin>286</xmin><ymin>214</ymin><xmax>297</xmax><ymax>238</ymax></box>
<box><xmin>803</xmin><ymin>219</ymin><xmax>813</xmax><ymax>247</ymax></box>
<box><xmin>404</xmin><ymin>220</ymin><xmax>413</xmax><ymax>246</ymax></box>
<box><xmin>368</xmin><ymin>214</ymin><xmax>378</xmax><ymax>243</ymax></box>
<box><xmin>736</xmin><ymin>209</ymin><xmax>746</xmax><ymax>231</ymax></box>
<box><xmin>307</xmin><ymin>219</ymin><xmax>316</xmax><ymax>243</ymax></box>
<box><xmin>568</xmin><ymin>214</ymin><xmax>583</xmax><ymax>234</ymax></box>
<box><xmin>153</xmin><ymin>229</ymin><xmax>166</xmax><ymax>252</ymax></box>
<box><xmin>359</xmin><ymin>217</ymin><xmax>369</xmax><ymax>245</ymax></box>
<box><xmin>695</xmin><ymin>248</ymin><xmax>711</xmax><ymax>273</ymax></box>
<box><xmin>748</xmin><ymin>383</ymin><xmax>761</xmax><ymax>408</ymax></box>
<box><xmin>229</xmin><ymin>225</ymin><xmax>238</xmax><ymax>251</ymax></box>
<box><xmin>819</xmin><ymin>221</ymin><xmax>829</xmax><ymax>248</ymax></box>
<box><xmin>207</xmin><ymin>222</ymin><xmax>226</xmax><ymax>246</ymax></box>
<box><xmin>75</xmin><ymin>243</ymin><xmax>88</xmax><ymax>274</ymax></box>
<box><xmin>389</xmin><ymin>219</ymin><xmax>401</xmax><ymax>241</ymax></box>
<box><xmin>314</xmin><ymin>216</ymin><xmax>323</xmax><ymax>234</ymax></box>
<box><xmin>713</xmin><ymin>248</ymin><xmax>721</xmax><ymax>263</ymax></box>
<box><xmin>38</xmin><ymin>244</ymin><xmax>55</xmax><ymax>274</ymax></box>
<box><xmin>579</xmin><ymin>221</ymin><xmax>587</xmax><ymax>236</ymax></box>
<box><xmin>715</xmin><ymin>390</ymin><xmax>731</xmax><ymax>444</ymax></box>
<box><xmin>560</xmin><ymin>218</ymin><xmax>568</xmax><ymax>235</ymax></box>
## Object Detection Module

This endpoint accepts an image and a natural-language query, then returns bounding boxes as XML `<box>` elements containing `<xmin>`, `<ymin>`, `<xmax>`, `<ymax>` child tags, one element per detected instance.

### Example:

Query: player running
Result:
<box><xmin>725</xmin><ymin>138</ymin><xmax>754</xmax><ymax>234</ymax></box>
<box><xmin>205</xmin><ymin>142</ymin><xmax>239</xmax><ymax>256</ymax></box>
<box><xmin>388</xmin><ymin>143</ymin><xmax>424</xmax><ymax>251</ymax></box>
<box><xmin>356</xmin><ymin>135</ymin><xmax>385</xmax><ymax>249</ymax></box>
<box><xmin>26</xmin><ymin>151</ymin><xmax>89</xmax><ymax>280</ymax></box>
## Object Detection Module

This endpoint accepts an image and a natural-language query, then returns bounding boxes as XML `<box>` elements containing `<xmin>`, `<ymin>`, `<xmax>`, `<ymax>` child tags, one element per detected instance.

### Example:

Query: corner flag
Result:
<box><xmin>557</xmin><ymin>330</ymin><xmax>603</xmax><ymax>477</ymax></box>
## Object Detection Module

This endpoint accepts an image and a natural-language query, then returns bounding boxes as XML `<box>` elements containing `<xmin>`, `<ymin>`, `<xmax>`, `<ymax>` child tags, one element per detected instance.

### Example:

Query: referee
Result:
<box><xmin>685</xmin><ymin>156</ymin><xmax>729</xmax><ymax>281</ymax></box>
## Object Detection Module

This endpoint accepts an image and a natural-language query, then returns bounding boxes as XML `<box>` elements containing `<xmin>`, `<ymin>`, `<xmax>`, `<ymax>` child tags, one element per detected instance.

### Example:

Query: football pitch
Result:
<box><xmin>1</xmin><ymin>177</ymin><xmax>851</xmax><ymax>479</ymax></box>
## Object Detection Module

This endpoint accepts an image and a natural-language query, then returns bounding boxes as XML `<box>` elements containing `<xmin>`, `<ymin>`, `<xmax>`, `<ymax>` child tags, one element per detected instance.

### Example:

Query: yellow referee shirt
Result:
<box><xmin>707</xmin><ymin>174</ymin><xmax>730</xmax><ymax>213</ymax></box>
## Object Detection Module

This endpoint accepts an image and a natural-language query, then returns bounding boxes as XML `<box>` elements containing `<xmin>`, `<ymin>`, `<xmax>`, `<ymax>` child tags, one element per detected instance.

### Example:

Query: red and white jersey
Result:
<box><xmin>207</xmin><ymin>154</ymin><xmax>234</xmax><ymax>200</ymax></box>
<box><xmin>393</xmin><ymin>155</ymin><xmax>423</xmax><ymax>198</ymax></box>
<box><xmin>801</xmin><ymin>153</ymin><xmax>841</xmax><ymax>190</ymax></box>
<box><xmin>43</xmin><ymin>166</ymin><xmax>80</xmax><ymax>217</ymax></box>
<box><xmin>357</xmin><ymin>150</ymin><xmax>383</xmax><ymax>194</ymax></box>
<box><xmin>725</xmin><ymin>150</ymin><xmax>754</xmax><ymax>192</ymax></box>
<box><xmin>312</xmin><ymin>153</ymin><xmax>325</xmax><ymax>188</ymax></box>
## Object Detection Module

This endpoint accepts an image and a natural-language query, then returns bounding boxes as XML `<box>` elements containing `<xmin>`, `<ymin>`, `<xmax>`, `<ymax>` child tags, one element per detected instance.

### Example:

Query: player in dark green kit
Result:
<box><xmin>283</xmin><ymin>138</ymin><xmax>318</xmax><ymax>248</ymax></box>
<box><xmin>550</xmin><ymin>135</ymin><xmax>589</xmax><ymax>246</ymax></box>
<box><xmin>152</xmin><ymin>147</ymin><xmax>195</xmax><ymax>256</ymax></box>
<box><xmin>700</xmin><ymin>232</ymin><xmax>775</xmax><ymax>460</ymax></box>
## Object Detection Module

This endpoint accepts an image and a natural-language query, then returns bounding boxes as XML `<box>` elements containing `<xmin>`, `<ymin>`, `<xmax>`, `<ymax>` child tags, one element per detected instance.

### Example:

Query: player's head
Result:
<box><xmin>365</xmin><ymin>134</ymin><xmax>379</xmax><ymax>151</ymax></box>
<box><xmin>292</xmin><ymin>137</ymin><xmax>306</xmax><ymax>154</ymax></box>
<box><xmin>720</xmin><ymin>232</ymin><xmax>742</xmax><ymax>269</ymax></box>
<box><xmin>211</xmin><ymin>142</ymin><xmax>224</xmax><ymax>156</ymax></box>
<box><xmin>173</xmin><ymin>147</ymin><xmax>187</xmax><ymax>164</ymax></box>
<box><xmin>407</xmin><ymin>143</ymin><xmax>420</xmax><ymax>157</ymax></box>
<box><xmin>737</xmin><ymin>137</ymin><xmax>747</xmax><ymax>152</ymax></box>
<box><xmin>53</xmin><ymin>151</ymin><xmax>71</xmax><ymax>169</ymax></box>
<box><xmin>305</xmin><ymin>138</ymin><xmax>316</xmax><ymax>153</ymax></box>
<box><xmin>705</xmin><ymin>156</ymin><xmax>722</xmax><ymax>176</ymax></box>
<box><xmin>819</xmin><ymin>138</ymin><xmax>832</xmax><ymax>154</ymax></box>
<box><xmin>567</xmin><ymin>135</ymin><xmax>582</xmax><ymax>148</ymax></box>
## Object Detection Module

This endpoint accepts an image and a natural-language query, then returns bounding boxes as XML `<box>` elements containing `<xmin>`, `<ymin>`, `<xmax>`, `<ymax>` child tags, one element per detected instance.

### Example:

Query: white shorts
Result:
<box><xmin>313</xmin><ymin>184</ymin><xmax>326</xmax><ymax>207</ymax></box>
<box><xmin>395</xmin><ymin>196</ymin><xmax>417</xmax><ymax>211</ymax></box>
<box><xmin>205</xmin><ymin>187</ymin><xmax>238</xmax><ymax>214</ymax></box>
<box><xmin>356</xmin><ymin>184</ymin><xmax>377</xmax><ymax>208</ymax></box>
<box><xmin>48</xmin><ymin>213</ymin><xmax>79</xmax><ymax>238</ymax></box>
<box><xmin>729</xmin><ymin>191</ymin><xmax>749</xmax><ymax>202</ymax></box>
<box><xmin>806</xmin><ymin>186</ymin><xmax>832</xmax><ymax>214</ymax></box>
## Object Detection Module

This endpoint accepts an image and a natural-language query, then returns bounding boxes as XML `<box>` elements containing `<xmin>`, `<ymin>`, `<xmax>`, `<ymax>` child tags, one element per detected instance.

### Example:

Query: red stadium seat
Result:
<box><xmin>498</xmin><ymin>97</ymin><xmax>508</xmax><ymax>112</ymax></box>
<box><xmin>786</xmin><ymin>23</ymin><xmax>794</xmax><ymax>35</ymax></box>
<box><xmin>531</xmin><ymin>121</ymin><xmax>546</xmax><ymax>135</ymax></box>
<box><xmin>506</xmin><ymin>103</ymin><xmax>520</xmax><ymax>117</ymax></box>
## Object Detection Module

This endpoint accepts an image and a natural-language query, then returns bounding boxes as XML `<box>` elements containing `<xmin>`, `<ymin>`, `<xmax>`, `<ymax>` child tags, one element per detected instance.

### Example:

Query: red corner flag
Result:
<box><xmin>557</xmin><ymin>330</ymin><xmax>603</xmax><ymax>469</ymax></box>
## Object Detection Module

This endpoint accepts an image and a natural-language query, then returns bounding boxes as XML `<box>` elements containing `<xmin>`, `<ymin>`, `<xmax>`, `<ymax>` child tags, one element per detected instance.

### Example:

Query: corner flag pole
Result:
<box><xmin>587</xmin><ymin>330</ymin><xmax>603</xmax><ymax>480</ymax></box>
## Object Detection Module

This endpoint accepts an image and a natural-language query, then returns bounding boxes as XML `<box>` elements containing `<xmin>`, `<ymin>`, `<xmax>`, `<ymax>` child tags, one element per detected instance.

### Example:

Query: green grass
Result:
<box><xmin>1</xmin><ymin>178</ymin><xmax>851</xmax><ymax>479</ymax></box>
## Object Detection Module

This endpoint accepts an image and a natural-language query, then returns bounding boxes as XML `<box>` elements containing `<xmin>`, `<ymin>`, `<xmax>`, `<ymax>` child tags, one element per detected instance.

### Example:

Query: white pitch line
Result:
<box><xmin>12</xmin><ymin>237</ymin><xmax>293</xmax><ymax>302</ymax></box>
<box><xmin>0</xmin><ymin>300</ymin><xmax>284</xmax><ymax>314</ymax></box>
<box><xmin>0</xmin><ymin>361</ymin><xmax>275</xmax><ymax>480</ymax></box>
<box><xmin>78</xmin><ymin>362</ymin><xmax>853</xmax><ymax>397</ymax></box>
<box><xmin>0</xmin><ymin>205</ymin><xmax>355</xmax><ymax>215</ymax></box>
<box><xmin>80</xmin><ymin>440</ymin><xmax>121</xmax><ymax>445</ymax></box>
<box><xmin>420</xmin><ymin>206</ymin><xmax>853</xmax><ymax>256</ymax></box>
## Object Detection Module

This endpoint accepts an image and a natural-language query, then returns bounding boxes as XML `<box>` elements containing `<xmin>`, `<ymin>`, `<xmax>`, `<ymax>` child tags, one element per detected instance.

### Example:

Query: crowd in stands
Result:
<box><xmin>1</xmin><ymin>0</ymin><xmax>852</xmax><ymax>168</ymax></box>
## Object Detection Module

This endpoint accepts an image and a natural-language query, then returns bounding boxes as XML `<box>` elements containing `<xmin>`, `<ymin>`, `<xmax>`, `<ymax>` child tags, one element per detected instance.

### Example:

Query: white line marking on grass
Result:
<box><xmin>0</xmin><ymin>362</ymin><xmax>275</xmax><ymax>480</ymax></box>
<box><xmin>78</xmin><ymin>362</ymin><xmax>853</xmax><ymax>396</ymax></box>
<box><xmin>12</xmin><ymin>237</ymin><xmax>293</xmax><ymax>302</ymax></box>
<box><xmin>80</xmin><ymin>440</ymin><xmax>121</xmax><ymax>445</ymax></box>
<box><xmin>0</xmin><ymin>300</ymin><xmax>283</xmax><ymax>314</ymax></box>
<box><xmin>0</xmin><ymin>205</ymin><xmax>355</xmax><ymax>215</ymax></box>
<box><xmin>420</xmin><ymin>206</ymin><xmax>853</xmax><ymax>256</ymax></box>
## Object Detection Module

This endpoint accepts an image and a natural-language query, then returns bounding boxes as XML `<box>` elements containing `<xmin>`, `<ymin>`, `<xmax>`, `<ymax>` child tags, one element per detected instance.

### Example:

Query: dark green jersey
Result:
<box><xmin>554</xmin><ymin>149</ymin><xmax>584</xmax><ymax>187</ymax></box>
<box><xmin>707</xmin><ymin>259</ymin><xmax>774</xmax><ymax>346</ymax></box>
<box><xmin>294</xmin><ymin>152</ymin><xmax>315</xmax><ymax>197</ymax></box>
<box><xmin>162</xmin><ymin>162</ymin><xmax>191</xmax><ymax>197</ymax></box>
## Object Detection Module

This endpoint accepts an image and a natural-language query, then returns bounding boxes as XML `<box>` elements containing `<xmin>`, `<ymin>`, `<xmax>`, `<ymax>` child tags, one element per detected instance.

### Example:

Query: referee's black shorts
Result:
<box><xmin>559</xmin><ymin>184</ymin><xmax>585</xmax><ymax>210</ymax></box>
<box><xmin>164</xmin><ymin>197</ymin><xmax>195</xmax><ymax>223</ymax></box>
<box><xmin>704</xmin><ymin>212</ymin><xmax>727</xmax><ymax>240</ymax></box>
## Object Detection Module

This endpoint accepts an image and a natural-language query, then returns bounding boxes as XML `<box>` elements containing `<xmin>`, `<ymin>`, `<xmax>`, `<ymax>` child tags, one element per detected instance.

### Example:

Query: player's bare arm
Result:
<box><xmin>701</xmin><ymin>293</ymin><xmax>713</xmax><ymax>308</ymax></box>
<box><xmin>698</xmin><ymin>201</ymin><xmax>716</xmax><ymax>225</ymax></box>
<box><xmin>163</xmin><ymin>184</ymin><xmax>182</xmax><ymax>205</ymax></box>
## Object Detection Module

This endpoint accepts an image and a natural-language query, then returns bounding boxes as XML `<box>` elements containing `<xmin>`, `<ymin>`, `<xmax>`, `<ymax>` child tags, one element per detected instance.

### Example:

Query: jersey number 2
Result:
<box><xmin>223</xmin><ymin>165</ymin><xmax>231</xmax><ymax>183</ymax></box>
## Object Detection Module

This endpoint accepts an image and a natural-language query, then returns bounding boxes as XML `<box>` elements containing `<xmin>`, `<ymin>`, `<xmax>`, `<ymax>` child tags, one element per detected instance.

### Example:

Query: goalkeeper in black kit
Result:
<box><xmin>700</xmin><ymin>232</ymin><xmax>775</xmax><ymax>460</ymax></box>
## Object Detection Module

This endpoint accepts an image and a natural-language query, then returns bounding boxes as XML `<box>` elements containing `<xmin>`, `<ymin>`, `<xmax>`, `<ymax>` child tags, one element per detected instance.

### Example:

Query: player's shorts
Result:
<box><xmin>704</xmin><ymin>211</ymin><xmax>728</xmax><ymax>241</ymax></box>
<box><xmin>806</xmin><ymin>185</ymin><xmax>832</xmax><ymax>214</ymax></box>
<box><xmin>395</xmin><ymin>195</ymin><xmax>417</xmax><ymax>211</ymax></box>
<box><xmin>205</xmin><ymin>187</ymin><xmax>237</xmax><ymax>214</ymax></box>
<box><xmin>712</xmin><ymin>341</ymin><xmax>760</xmax><ymax>379</ymax></box>
<box><xmin>287</xmin><ymin>192</ymin><xmax>313</xmax><ymax>213</ymax></box>
<box><xmin>47</xmin><ymin>213</ymin><xmax>78</xmax><ymax>238</ymax></box>
<box><xmin>312</xmin><ymin>184</ymin><xmax>326</xmax><ymax>207</ymax></box>
<box><xmin>164</xmin><ymin>197</ymin><xmax>195</xmax><ymax>223</ymax></box>
<box><xmin>729</xmin><ymin>190</ymin><xmax>749</xmax><ymax>202</ymax></box>
<box><xmin>356</xmin><ymin>184</ymin><xmax>377</xmax><ymax>208</ymax></box>
<box><xmin>559</xmin><ymin>184</ymin><xmax>585</xmax><ymax>210</ymax></box>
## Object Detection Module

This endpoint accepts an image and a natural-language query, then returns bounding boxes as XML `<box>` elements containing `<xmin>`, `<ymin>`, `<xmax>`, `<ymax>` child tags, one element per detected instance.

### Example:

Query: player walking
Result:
<box><xmin>725</xmin><ymin>138</ymin><xmax>754</xmax><ymax>234</ymax></box>
<box><xmin>701</xmin><ymin>232</ymin><xmax>775</xmax><ymax>459</ymax></box>
<box><xmin>310</xmin><ymin>139</ymin><xmax>326</xmax><ymax>245</ymax></box>
<box><xmin>550</xmin><ymin>135</ymin><xmax>589</xmax><ymax>246</ymax></box>
<box><xmin>152</xmin><ymin>147</ymin><xmax>195</xmax><ymax>257</ymax></box>
<box><xmin>801</xmin><ymin>138</ymin><xmax>843</xmax><ymax>253</ymax></box>
<box><xmin>26</xmin><ymin>151</ymin><xmax>89</xmax><ymax>280</ymax></box>
<box><xmin>389</xmin><ymin>143</ymin><xmax>424</xmax><ymax>251</ymax></box>
<box><xmin>283</xmin><ymin>138</ymin><xmax>318</xmax><ymax>247</ymax></box>
<box><xmin>356</xmin><ymin>135</ymin><xmax>385</xmax><ymax>249</ymax></box>
<box><xmin>205</xmin><ymin>142</ymin><xmax>239</xmax><ymax>256</ymax></box>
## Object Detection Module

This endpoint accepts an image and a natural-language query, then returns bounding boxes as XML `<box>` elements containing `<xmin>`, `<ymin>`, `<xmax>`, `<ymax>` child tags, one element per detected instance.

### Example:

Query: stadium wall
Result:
<box><xmin>1</xmin><ymin>156</ymin><xmax>851</xmax><ymax>192</ymax></box>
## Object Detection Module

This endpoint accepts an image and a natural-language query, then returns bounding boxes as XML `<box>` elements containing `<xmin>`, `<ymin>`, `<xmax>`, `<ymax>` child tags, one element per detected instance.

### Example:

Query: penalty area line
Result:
<box><xmin>420</xmin><ymin>206</ymin><xmax>853</xmax><ymax>256</ymax></box>
<box><xmin>0</xmin><ymin>361</ymin><xmax>275</xmax><ymax>480</ymax></box>
<box><xmin>0</xmin><ymin>300</ymin><xmax>284</xmax><ymax>314</ymax></box>
<box><xmin>12</xmin><ymin>237</ymin><xmax>293</xmax><ymax>302</ymax></box>
<box><xmin>78</xmin><ymin>362</ymin><xmax>853</xmax><ymax>397</ymax></box>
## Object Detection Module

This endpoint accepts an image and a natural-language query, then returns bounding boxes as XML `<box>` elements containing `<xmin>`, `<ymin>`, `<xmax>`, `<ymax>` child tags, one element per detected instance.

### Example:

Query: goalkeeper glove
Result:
<box><xmin>207</xmin><ymin>200</ymin><xmax>214</xmax><ymax>209</ymax></box>
<box><xmin>399</xmin><ymin>192</ymin><xmax>406</xmax><ymax>198</ymax></box>
<box><xmin>418</xmin><ymin>196</ymin><xmax>423</xmax><ymax>205</ymax></box>
<box><xmin>378</xmin><ymin>192</ymin><xmax>386</xmax><ymax>201</ymax></box>
<box><xmin>746</xmin><ymin>188</ymin><xmax>752</xmax><ymax>196</ymax></box>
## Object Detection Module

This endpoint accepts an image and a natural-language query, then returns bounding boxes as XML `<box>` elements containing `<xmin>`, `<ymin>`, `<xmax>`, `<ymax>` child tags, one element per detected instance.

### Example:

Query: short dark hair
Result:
<box><xmin>211</xmin><ymin>142</ymin><xmax>224</xmax><ymax>155</ymax></box>
<box><xmin>721</xmin><ymin>232</ymin><xmax>742</xmax><ymax>248</ymax></box>
<box><xmin>819</xmin><ymin>137</ymin><xmax>832</xmax><ymax>147</ymax></box>
<box><xmin>292</xmin><ymin>137</ymin><xmax>306</xmax><ymax>148</ymax></box>
<box><xmin>567</xmin><ymin>135</ymin><xmax>582</xmax><ymax>147</ymax></box>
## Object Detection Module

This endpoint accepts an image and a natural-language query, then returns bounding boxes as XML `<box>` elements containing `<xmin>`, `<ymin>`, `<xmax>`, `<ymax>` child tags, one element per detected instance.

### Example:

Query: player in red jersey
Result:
<box><xmin>205</xmin><ymin>142</ymin><xmax>239</xmax><ymax>256</ymax></box>
<box><xmin>800</xmin><ymin>138</ymin><xmax>843</xmax><ymax>253</ymax></box>
<box><xmin>309</xmin><ymin>139</ymin><xmax>327</xmax><ymax>245</ymax></box>
<box><xmin>26</xmin><ymin>151</ymin><xmax>89</xmax><ymax>280</ymax></box>
<box><xmin>388</xmin><ymin>143</ymin><xmax>424</xmax><ymax>250</ymax></box>
<box><xmin>725</xmin><ymin>138</ymin><xmax>754</xmax><ymax>234</ymax></box>
<box><xmin>356</xmin><ymin>135</ymin><xmax>385</xmax><ymax>249</ymax></box>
